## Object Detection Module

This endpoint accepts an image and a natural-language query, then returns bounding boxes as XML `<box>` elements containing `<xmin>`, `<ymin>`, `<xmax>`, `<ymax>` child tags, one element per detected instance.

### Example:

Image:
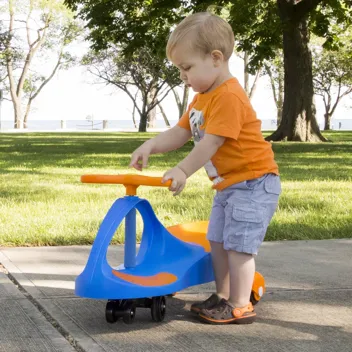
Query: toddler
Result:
<box><xmin>130</xmin><ymin>12</ymin><xmax>281</xmax><ymax>324</ymax></box>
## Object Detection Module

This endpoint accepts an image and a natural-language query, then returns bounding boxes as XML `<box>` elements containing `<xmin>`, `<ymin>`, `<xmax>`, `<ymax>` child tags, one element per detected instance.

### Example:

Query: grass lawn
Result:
<box><xmin>0</xmin><ymin>131</ymin><xmax>351</xmax><ymax>246</ymax></box>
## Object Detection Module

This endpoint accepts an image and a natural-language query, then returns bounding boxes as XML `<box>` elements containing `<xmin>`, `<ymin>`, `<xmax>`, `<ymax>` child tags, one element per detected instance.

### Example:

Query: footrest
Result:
<box><xmin>112</xmin><ymin>270</ymin><xmax>178</xmax><ymax>287</ymax></box>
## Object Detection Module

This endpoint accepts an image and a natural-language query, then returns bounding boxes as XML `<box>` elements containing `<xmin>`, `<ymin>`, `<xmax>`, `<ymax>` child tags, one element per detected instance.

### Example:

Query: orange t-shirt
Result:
<box><xmin>178</xmin><ymin>78</ymin><xmax>279</xmax><ymax>191</ymax></box>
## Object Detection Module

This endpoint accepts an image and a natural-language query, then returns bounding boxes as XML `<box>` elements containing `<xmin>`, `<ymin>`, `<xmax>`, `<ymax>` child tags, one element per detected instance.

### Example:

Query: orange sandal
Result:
<box><xmin>199</xmin><ymin>299</ymin><xmax>256</xmax><ymax>324</ymax></box>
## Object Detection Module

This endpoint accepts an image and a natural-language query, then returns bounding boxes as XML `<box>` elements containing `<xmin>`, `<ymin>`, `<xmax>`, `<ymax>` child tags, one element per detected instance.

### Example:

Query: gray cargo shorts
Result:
<box><xmin>207</xmin><ymin>173</ymin><xmax>281</xmax><ymax>255</ymax></box>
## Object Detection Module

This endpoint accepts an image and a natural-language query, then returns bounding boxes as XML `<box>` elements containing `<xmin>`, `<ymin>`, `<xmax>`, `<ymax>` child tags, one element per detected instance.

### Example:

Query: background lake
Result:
<box><xmin>1</xmin><ymin>118</ymin><xmax>351</xmax><ymax>131</ymax></box>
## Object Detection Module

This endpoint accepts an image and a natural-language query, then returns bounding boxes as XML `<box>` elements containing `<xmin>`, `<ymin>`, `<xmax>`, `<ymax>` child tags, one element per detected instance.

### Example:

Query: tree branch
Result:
<box><xmin>277</xmin><ymin>0</ymin><xmax>324</xmax><ymax>22</ymax></box>
<box><xmin>29</xmin><ymin>55</ymin><xmax>62</xmax><ymax>102</ymax></box>
<box><xmin>172</xmin><ymin>87</ymin><xmax>182</xmax><ymax>109</ymax></box>
<box><xmin>25</xmin><ymin>0</ymin><xmax>34</xmax><ymax>47</ymax></box>
<box><xmin>292</xmin><ymin>0</ymin><xmax>325</xmax><ymax>20</ymax></box>
<box><xmin>265</xmin><ymin>64</ymin><xmax>278</xmax><ymax>105</ymax></box>
<box><xmin>248</xmin><ymin>67</ymin><xmax>261</xmax><ymax>100</ymax></box>
<box><xmin>17</xmin><ymin>15</ymin><xmax>51</xmax><ymax>96</ymax></box>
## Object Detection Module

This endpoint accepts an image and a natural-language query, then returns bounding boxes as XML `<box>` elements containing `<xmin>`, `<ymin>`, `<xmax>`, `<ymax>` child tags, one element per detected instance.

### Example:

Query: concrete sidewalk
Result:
<box><xmin>0</xmin><ymin>240</ymin><xmax>351</xmax><ymax>352</ymax></box>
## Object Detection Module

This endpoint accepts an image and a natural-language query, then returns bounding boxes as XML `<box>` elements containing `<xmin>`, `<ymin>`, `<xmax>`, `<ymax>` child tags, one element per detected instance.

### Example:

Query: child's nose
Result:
<box><xmin>180</xmin><ymin>72</ymin><xmax>187</xmax><ymax>81</ymax></box>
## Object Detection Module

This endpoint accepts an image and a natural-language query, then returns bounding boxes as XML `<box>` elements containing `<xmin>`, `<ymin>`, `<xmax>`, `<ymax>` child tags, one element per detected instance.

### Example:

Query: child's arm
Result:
<box><xmin>177</xmin><ymin>134</ymin><xmax>225</xmax><ymax>176</ymax></box>
<box><xmin>130</xmin><ymin>126</ymin><xmax>192</xmax><ymax>171</ymax></box>
<box><xmin>162</xmin><ymin>133</ymin><xmax>225</xmax><ymax>195</ymax></box>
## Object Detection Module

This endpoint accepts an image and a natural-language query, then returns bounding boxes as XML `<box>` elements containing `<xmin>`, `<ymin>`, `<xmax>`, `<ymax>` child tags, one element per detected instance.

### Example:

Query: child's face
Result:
<box><xmin>171</xmin><ymin>43</ymin><xmax>221</xmax><ymax>93</ymax></box>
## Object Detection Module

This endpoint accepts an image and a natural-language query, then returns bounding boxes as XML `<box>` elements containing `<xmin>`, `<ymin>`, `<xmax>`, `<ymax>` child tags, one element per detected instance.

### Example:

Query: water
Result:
<box><xmin>0</xmin><ymin>119</ymin><xmax>278</xmax><ymax>131</ymax></box>
<box><xmin>0</xmin><ymin>119</ymin><xmax>178</xmax><ymax>131</ymax></box>
<box><xmin>1</xmin><ymin>118</ymin><xmax>350</xmax><ymax>132</ymax></box>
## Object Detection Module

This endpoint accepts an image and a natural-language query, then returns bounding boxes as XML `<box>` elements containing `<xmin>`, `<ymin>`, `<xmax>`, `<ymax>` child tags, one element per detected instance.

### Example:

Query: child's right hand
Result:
<box><xmin>129</xmin><ymin>143</ymin><xmax>153</xmax><ymax>171</ymax></box>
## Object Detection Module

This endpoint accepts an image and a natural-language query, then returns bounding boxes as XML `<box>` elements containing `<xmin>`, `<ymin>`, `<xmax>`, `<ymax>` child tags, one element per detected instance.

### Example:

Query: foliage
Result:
<box><xmin>64</xmin><ymin>0</ymin><xmax>352</xmax><ymax>70</ymax></box>
<box><xmin>65</xmin><ymin>0</ymin><xmax>188</xmax><ymax>58</ymax></box>
<box><xmin>63</xmin><ymin>0</ymin><xmax>352</xmax><ymax>66</ymax></box>
<box><xmin>64</xmin><ymin>0</ymin><xmax>352</xmax><ymax>141</ymax></box>
<box><xmin>0</xmin><ymin>20</ymin><xmax>19</xmax><ymax>86</ymax></box>
<box><xmin>220</xmin><ymin>0</ymin><xmax>352</xmax><ymax>71</ymax></box>
<box><xmin>65</xmin><ymin>0</ymin><xmax>188</xmax><ymax>126</ymax></box>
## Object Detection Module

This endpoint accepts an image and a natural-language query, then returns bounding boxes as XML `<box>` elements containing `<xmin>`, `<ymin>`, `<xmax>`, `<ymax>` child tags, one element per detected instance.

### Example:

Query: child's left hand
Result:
<box><xmin>162</xmin><ymin>167</ymin><xmax>187</xmax><ymax>196</ymax></box>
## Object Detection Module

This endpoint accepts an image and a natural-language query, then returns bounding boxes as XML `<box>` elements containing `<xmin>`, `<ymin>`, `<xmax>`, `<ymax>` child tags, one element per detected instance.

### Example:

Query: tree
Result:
<box><xmin>82</xmin><ymin>46</ymin><xmax>180</xmax><ymax>132</ymax></box>
<box><xmin>66</xmin><ymin>0</ymin><xmax>352</xmax><ymax>141</ymax></box>
<box><xmin>264</xmin><ymin>52</ymin><xmax>284</xmax><ymax>125</ymax></box>
<box><xmin>0</xmin><ymin>20</ymin><xmax>19</xmax><ymax>88</ymax></box>
<box><xmin>172</xmin><ymin>85</ymin><xmax>189</xmax><ymax>119</ymax></box>
<box><xmin>312</xmin><ymin>44</ymin><xmax>352</xmax><ymax>130</ymax></box>
<box><xmin>241</xmin><ymin>52</ymin><xmax>261</xmax><ymax>101</ymax></box>
<box><xmin>0</xmin><ymin>22</ymin><xmax>8</xmax><ymax>84</ymax></box>
<box><xmin>3</xmin><ymin>0</ymin><xmax>80</xmax><ymax>129</ymax></box>
<box><xmin>207</xmin><ymin>0</ymin><xmax>346</xmax><ymax>141</ymax></box>
<box><xmin>206</xmin><ymin>0</ymin><xmax>352</xmax><ymax>141</ymax></box>
<box><xmin>65</xmin><ymin>0</ymin><xmax>188</xmax><ymax>126</ymax></box>
<box><xmin>208</xmin><ymin>5</ymin><xmax>262</xmax><ymax>101</ymax></box>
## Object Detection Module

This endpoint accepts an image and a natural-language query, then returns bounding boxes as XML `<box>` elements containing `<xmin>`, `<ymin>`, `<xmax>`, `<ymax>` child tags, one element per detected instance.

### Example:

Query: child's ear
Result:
<box><xmin>211</xmin><ymin>50</ymin><xmax>224</xmax><ymax>67</ymax></box>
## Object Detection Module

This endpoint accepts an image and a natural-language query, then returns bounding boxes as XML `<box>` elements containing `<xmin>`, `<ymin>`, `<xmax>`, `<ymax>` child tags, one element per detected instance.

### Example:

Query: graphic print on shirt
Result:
<box><xmin>189</xmin><ymin>108</ymin><xmax>221</xmax><ymax>179</ymax></box>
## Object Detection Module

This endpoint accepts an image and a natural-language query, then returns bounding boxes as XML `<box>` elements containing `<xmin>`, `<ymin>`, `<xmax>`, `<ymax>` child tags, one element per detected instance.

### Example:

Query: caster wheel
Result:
<box><xmin>250</xmin><ymin>291</ymin><xmax>259</xmax><ymax>306</ymax></box>
<box><xmin>151</xmin><ymin>296</ymin><xmax>166</xmax><ymax>322</ymax></box>
<box><xmin>105</xmin><ymin>300</ymin><xmax>120</xmax><ymax>323</ymax></box>
<box><xmin>122</xmin><ymin>303</ymin><xmax>136</xmax><ymax>324</ymax></box>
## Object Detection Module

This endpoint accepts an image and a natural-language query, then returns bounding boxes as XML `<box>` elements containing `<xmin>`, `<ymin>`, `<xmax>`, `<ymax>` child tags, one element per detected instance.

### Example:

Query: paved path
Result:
<box><xmin>0</xmin><ymin>240</ymin><xmax>351</xmax><ymax>352</ymax></box>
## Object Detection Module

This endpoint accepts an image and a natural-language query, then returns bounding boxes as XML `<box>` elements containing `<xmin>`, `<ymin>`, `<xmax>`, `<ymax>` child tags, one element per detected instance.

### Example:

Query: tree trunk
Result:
<box><xmin>139</xmin><ymin>112</ymin><xmax>148</xmax><ymax>132</ymax></box>
<box><xmin>324</xmin><ymin>112</ymin><xmax>332</xmax><ymax>131</ymax></box>
<box><xmin>131</xmin><ymin>90</ymin><xmax>138</xmax><ymax>128</ymax></box>
<box><xmin>147</xmin><ymin>105</ymin><xmax>157</xmax><ymax>128</ymax></box>
<box><xmin>13</xmin><ymin>100</ymin><xmax>23</xmax><ymax>129</ymax></box>
<box><xmin>158</xmin><ymin>101</ymin><xmax>170</xmax><ymax>127</ymax></box>
<box><xmin>277</xmin><ymin>75</ymin><xmax>284</xmax><ymax>125</ymax></box>
<box><xmin>181</xmin><ymin>85</ymin><xmax>189</xmax><ymax>118</ymax></box>
<box><xmin>173</xmin><ymin>85</ymin><xmax>189</xmax><ymax>119</ymax></box>
<box><xmin>147</xmin><ymin>88</ymin><xmax>157</xmax><ymax>128</ymax></box>
<box><xmin>266</xmin><ymin>16</ymin><xmax>326</xmax><ymax>142</ymax></box>
<box><xmin>132</xmin><ymin>104</ymin><xmax>137</xmax><ymax>128</ymax></box>
<box><xmin>23</xmin><ymin>98</ymin><xmax>33</xmax><ymax>128</ymax></box>
<box><xmin>277</xmin><ymin>105</ymin><xmax>283</xmax><ymax>126</ymax></box>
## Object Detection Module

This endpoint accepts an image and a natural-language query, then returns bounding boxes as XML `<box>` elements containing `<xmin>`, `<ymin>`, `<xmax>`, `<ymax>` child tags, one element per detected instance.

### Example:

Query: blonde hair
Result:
<box><xmin>166</xmin><ymin>12</ymin><xmax>235</xmax><ymax>61</ymax></box>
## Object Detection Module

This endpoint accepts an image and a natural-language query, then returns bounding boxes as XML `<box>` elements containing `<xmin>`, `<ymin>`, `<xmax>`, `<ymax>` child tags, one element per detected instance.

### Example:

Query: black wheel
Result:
<box><xmin>250</xmin><ymin>291</ymin><xmax>259</xmax><ymax>306</ymax></box>
<box><xmin>151</xmin><ymin>296</ymin><xmax>166</xmax><ymax>322</ymax></box>
<box><xmin>105</xmin><ymin>300</ymin><xmax>120</xmax><ymax>323</ymax></box>
<box><xmin>122</xmin><ymin>302</ymin><xmax>136</xmax><ymax>324</ymax></box>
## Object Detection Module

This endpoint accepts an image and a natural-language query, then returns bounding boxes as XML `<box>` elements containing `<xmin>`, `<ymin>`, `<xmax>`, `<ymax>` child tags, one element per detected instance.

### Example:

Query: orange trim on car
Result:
<box><xmin>112</xmin><ymin>270</ymin><xmax>178</xmax><ymax>287</ymax></box>
<box><xmin>252</xmin><ymin>272</ymin><xmax>266</xmax><ymax>301</ymax></box>
<box><xmin>167</xmin><ymin>221</ymin><xmax>211</xmax><ymax>252</ymax></box>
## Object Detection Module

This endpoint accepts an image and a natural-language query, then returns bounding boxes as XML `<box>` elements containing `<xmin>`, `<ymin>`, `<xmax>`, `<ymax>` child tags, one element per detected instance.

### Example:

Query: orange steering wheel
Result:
<box><xmin>81</xmin><ymin>174</ymin><xmax>172</xmax><ymax>196</ymax></box>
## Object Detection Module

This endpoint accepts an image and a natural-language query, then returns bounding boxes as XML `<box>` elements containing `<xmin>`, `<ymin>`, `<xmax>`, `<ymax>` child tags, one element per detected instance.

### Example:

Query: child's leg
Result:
<box><xmin>210</xmin><ymin>241</ymin><xmax>229</xmax><ymax>299</ymax></box>
<box><xmin>190</xmin><ymin>192</ymin><xmax>228</xmax><ymax>313</ymax></box>
<box><xmin>197</xmin><ymin>174</ymin><xmax>281</xmax><ymax>324</ymax></box>
<box><xmin>227</xmin><ymin>250</ymin><xmax>255</xmax><ymax>307</ymax></box>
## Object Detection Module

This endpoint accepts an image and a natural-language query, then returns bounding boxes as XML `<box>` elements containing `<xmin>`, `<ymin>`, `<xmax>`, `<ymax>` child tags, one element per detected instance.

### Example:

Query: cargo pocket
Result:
<box><xmin>226</xmin><ymin>206</ymin><xmax>264</xmax><ymax>248</ymax></box>
<box><xmin>264</xmin><ymin>175</ymin><xmax>281</xmax><ymax>195</ymax></box>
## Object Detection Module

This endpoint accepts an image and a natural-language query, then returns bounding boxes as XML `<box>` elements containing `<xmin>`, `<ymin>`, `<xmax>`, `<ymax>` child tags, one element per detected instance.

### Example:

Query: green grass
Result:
<box><xmin>0</xmin><ymin>131</ymin><xmax>351</xmax><ymax>246</ymax></box>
